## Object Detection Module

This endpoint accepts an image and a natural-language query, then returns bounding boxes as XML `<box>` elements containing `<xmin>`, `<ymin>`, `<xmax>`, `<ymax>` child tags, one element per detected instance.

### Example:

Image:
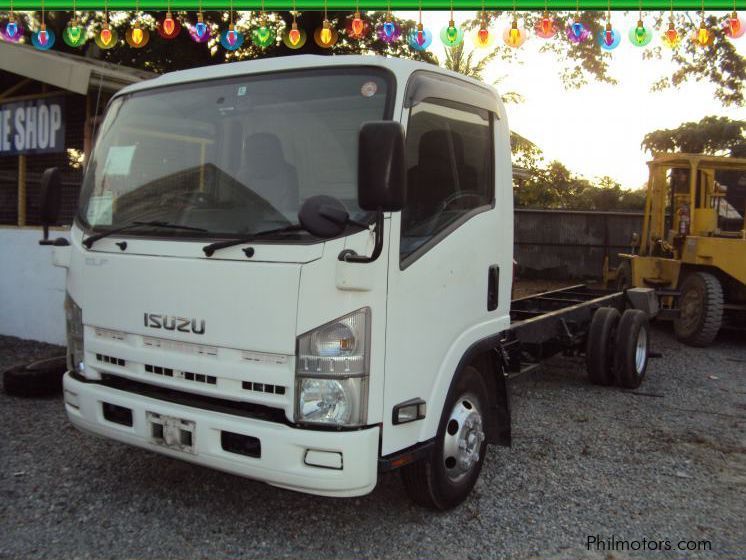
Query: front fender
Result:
<box><xmin>417</xmin><ymin>318</ymin><xmax>511</xmax><ymax>447</ymax></box>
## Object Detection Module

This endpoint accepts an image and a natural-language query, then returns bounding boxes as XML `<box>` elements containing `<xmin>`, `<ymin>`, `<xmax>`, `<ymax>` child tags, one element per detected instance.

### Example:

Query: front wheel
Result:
<box><xmin>400</xmin><ymin>366</ymin><xmax>489</xmax><ymax>510</ymax></box>
<box><xmin>674</xmin><ymin>271</ymin><xmax>723</xmax><ymax>347</ymax></box>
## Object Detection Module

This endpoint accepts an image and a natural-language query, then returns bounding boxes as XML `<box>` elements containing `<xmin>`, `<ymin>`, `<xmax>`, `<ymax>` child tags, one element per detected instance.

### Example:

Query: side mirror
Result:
<box><xmin>358</xmin><ymin>121</ymin><xmax>406</xmax><ymax>212</ymax></box>
<box><xmin>38</xmin><ymin>167</ymin><xmax>68</xmax><ymax>246</ymax></box>
<box><xmin>298</xmin><ymin>195</ymin><xmax>350</xmax><ymax>239</ymax></box>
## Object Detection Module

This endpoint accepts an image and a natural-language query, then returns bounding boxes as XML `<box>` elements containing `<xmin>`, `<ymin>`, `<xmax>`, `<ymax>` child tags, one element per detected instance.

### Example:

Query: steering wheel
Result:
<box><xmin>441</xmin><ymin>191</ymin><xmax>487</xmax><ymax>212</ymax></box>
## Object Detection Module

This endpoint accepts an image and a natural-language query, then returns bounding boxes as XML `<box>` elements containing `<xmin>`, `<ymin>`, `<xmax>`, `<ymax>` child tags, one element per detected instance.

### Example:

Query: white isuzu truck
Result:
<box><xmin>37</xmin><ymin>55</ymin><xmax>655</xmax><ymax>510</ymax></box>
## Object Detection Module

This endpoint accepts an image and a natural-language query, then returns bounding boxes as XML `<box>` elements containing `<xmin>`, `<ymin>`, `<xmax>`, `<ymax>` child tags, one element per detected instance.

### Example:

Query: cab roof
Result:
<box><xmin>115</xmin><ymin>55</ymin><xmax>500</xmax><ymax>104</ymax></box>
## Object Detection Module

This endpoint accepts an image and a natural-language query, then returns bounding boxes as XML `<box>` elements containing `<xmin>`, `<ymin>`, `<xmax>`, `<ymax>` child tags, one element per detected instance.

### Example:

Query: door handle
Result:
<box><xmin>488</xmin><ymin>265</ymin><xmax>499</xmax><ymax>311</ymax></box>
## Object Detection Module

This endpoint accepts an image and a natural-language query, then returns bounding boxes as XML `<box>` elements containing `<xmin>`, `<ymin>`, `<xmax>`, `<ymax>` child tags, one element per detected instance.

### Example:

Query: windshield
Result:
<box><xmin>78</xmin><ymin>68</ymin><xmax>392</xmax><ymax>239</ymax></box>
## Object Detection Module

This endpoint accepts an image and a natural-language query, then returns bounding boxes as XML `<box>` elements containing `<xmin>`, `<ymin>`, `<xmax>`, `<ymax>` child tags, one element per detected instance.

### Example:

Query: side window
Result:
<box><xmin>401</xmin><ymin>98</ymin><xmax>494</xmax><ymax>260</ymax></box>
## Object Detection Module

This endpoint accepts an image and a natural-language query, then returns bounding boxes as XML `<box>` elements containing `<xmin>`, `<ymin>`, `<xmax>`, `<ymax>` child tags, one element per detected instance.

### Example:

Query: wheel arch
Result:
<box><xmin>443</xmin><ymin>335</ymin><xmax>511</xmax><ymax>447</ymax></box>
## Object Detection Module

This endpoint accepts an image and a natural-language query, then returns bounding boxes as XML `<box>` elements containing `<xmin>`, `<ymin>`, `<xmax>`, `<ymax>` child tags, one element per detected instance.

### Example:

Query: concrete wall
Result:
<box><xmin>514</xmin><ymin>209</ymin><xmax>645</xmax><ymax>281</ymax></box>
<box><xmin>0</xmin><ymin>228</ymin><xmax>69</xmax><ymax>345</ymax></box>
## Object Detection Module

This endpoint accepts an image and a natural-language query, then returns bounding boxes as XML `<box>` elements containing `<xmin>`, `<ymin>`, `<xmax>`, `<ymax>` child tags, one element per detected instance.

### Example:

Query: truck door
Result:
<box><xmin>382</xmin><ymin>80</ymin><xmax>513</xmax><ymax>456</ymax></box>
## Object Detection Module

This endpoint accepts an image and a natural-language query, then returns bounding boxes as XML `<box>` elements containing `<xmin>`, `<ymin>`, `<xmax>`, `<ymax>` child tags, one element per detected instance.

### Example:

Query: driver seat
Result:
<box><xmin>239</xmin><ymin>133</ymin><xmax>300</xmax><ymax>215</ymax></box>
<box><xmin>406</xmin><ymin>129</ymin><xmax>459</xmax><ymax>225</ymax></box>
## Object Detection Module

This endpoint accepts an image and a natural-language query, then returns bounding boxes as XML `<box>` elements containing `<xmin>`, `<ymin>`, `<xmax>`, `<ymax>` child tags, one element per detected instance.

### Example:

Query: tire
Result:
<box><xmin>674</xmin><ymin>272</ymin><xmax>723</xmax><ymax>347</ymax></box>
<box><xmin>2</xmin><ymin>355</ymin><xmax>67</xmax><ymax>398</ymax></box>
<box><xmin>586</xmin><ymin>307</ymin><xmax>621</xmax><ymax>386</ymax></box>
<box><xmin>400</xmin><ymin>366</ymin><xmax>489</xmax><ymax>510</ymax></box>
<box><xmin>614</xmin><ymin>310</ymin><xmax>649</xmax><ymax>389</ymax></box>
<box><xmin>616</xmin><ymin>260</ymin><xmax>632</xmax><ymax>292</ymax></box>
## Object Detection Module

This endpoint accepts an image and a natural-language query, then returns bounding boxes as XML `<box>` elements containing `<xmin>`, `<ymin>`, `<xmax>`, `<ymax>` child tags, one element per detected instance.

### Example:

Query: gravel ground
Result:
<box><xmin>1</xmin><ymin>326</ymin><xmax>745</xmax><ymax>560</ymax></box>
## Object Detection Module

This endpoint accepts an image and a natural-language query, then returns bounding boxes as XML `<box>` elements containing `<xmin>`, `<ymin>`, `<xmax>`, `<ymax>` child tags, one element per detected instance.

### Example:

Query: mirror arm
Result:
<box><xmin>337</xmin><ymin>211</ymin><xmax>384</xmax><ymax>264</ymax></box>
<box><xmin>38</xmin><ymin>224</ymin><xmax>70</xmax><ymax>247</ymax></box>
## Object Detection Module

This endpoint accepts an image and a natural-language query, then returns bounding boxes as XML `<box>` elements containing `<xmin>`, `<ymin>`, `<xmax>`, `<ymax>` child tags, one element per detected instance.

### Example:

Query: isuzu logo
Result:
<box><xmin>144</xmin><ymin>313</ymin><xmax>205</xmax><ymax>335</ymax></box>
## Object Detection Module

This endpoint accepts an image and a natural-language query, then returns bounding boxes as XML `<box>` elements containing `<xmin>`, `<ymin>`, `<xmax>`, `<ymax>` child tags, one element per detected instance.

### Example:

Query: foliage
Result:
<box><xmin>23</xmin><ymin>10</ymin><xmax>745</xmax><ymax>106</ymax></box>
<box><xmin>641</xmin><ymin>116</ymin><xmax>746</xmax><ymax>157</ymax></box>
<box><xmin>35</xmin><ymin>10</ymin><xmax>436</xmax><ymax>73</ymax></box>
<box><xmin>479</xmin><ymin>11</ymin><xmax>746</xmax><ymax>107</ymax></box>
<box><xmin>515</xmin><ymin>162</ymin><xmax>647</xmax><ymax>211</ymax></box>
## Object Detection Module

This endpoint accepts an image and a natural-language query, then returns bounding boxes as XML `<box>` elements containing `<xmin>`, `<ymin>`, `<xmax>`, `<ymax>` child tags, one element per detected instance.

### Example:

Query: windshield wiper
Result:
<box><xmin>202</xmin><ymin>224</ymin><xmax>304</xmax><ymax>257</ymax></box>
<box><xmin>83</xmin><ymin>221</ymin><xmax>208</xmax><ymax>249</ymax></box>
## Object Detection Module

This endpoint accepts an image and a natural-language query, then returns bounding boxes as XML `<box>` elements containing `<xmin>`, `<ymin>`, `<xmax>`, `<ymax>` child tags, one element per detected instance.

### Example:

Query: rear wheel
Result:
<box><xmin>674</xmin><ymin>272</ymin><xmax>723</xmax><ymax>347</ymax></box>
<box><xmin>614</xmin><ymin>310</ymin><xmax>649</xmax><ymax>389</ymax></box>
<box><xmin>586</xmin><ymin>307</ymin><xmax>621</xmax><ymax>386</ymax></box>
<box><xmin>400</xmin><ymin>366</ymin><xmax>488</xmax><ymax>510</ymax></box>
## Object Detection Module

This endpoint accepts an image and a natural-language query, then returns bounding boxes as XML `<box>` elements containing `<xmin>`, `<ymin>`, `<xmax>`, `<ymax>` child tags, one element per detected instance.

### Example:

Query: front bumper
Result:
<box><xmin>63</xmin><ymin>372</ymin><xmax>379</xmax><ymax>497</ymax></box>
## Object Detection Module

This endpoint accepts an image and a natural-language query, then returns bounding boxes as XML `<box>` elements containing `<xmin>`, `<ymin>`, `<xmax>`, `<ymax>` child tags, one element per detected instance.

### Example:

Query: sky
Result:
<box><xmin>398</xmin><ymin>10</ymin><xmax>746</xmax><ymax>189</ymax></box>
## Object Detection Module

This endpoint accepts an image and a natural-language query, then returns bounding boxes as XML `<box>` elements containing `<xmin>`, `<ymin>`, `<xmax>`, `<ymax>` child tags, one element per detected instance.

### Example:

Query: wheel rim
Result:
<box><xmin>635</xmin><ymin>327</ymin><xmax>648</xmax><ymax>375</ymax></box>
<box><xmin>679</xmin><ymin>287</ymin><xmax>703</xmax><ymax>333</ymax></box>
<box><xmin>442</xmin><ymin>396</ymin><xmax>485</xmax><ymax>483</ymax></box>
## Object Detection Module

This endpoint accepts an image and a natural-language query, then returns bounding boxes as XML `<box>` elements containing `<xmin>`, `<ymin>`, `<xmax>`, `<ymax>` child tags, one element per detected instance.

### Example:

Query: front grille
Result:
<box><xmin>242</xmin><ymin>381</ymin><xmax>286</xmax><ymax>395</ymax></box>
<box><xmin>97</xmin><ymin>354</ymin><xmax>126</xmax><ymax>367</ymax></box>
<box><xmin>143</xmin><ymin>363</ymin><xmax>217</xmax><ymax>386</ymax></box>
<box><xmin>87</xmin><ymin>372</ymin><xmax>289</xmax><ymax>425</ymax></box>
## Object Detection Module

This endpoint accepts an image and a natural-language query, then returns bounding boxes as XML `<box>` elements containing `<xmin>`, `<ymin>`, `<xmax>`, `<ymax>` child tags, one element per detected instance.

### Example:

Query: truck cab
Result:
<box><xmin>43</xmin><ymin>56</ymin><xmax>514</xmax><ymax>509</ymax></box>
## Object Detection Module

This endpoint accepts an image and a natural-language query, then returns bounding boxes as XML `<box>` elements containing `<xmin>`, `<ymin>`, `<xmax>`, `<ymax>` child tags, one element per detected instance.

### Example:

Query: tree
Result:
<box><xmin>641</xmin><ymin>116</ymin><xmax>746</xmax><ymax>156</ymax></box>
<box><xmin>481</xmin><ymin>11</ymin><xmax>746</xmax><ymax>107</ymax></box>
<box><xmin>25</xmin><ymin>10</ymin><xmax>746</xmax><ymax>106</ymax></box>
<box><xmin>34</xmin><ymin>10</ymin><xmax>435</xmax><ymax>73</ymax></box>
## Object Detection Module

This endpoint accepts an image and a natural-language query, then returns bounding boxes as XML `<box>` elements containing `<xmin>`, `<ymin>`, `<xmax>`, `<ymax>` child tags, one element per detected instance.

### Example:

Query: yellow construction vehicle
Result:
<box><xmin>606</xmin><ymin>153</ymin><xmax>746</xmax><ymax>346</ymax></box>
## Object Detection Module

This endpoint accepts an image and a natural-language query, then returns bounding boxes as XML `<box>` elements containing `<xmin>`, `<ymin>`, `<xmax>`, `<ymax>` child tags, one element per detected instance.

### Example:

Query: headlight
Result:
<box><xmin>295</xmin><ymin>308</ymin><xmax>370</xmax><ymax>427</ymax></box>
<box><xmin>65</xmin><ymin>294</ymin><xmax>84</xmax><ymax>373</ymax></box>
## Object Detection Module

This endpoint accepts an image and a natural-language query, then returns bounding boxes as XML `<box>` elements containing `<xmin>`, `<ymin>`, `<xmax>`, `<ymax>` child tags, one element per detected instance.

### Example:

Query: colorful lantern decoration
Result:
<box><xmin>95</xmin><ymin>6</ymin><xmax>118</xmax><ymax>50</ymax></box>
<box><xmin>125</xmin><ymin>1</ymin><xmax>150</xmax><ymax>49</ymax></box>
<box><xmin>220</xmin><ymin>23</ymin><xmax>243</xmax><ymax>50</ymax></box>
<box><xmin>629</xmin><ymin>17</ymin><xmax>653</xmax><ymax>47</ymax></box>
<box><xmin>189</xmin><ymin>2</ymin><xmax>211</xmax><ymax>43</ymax></box>
<box><xmin>408</xmin><ymin>7</ymin><xmax>431</xmax><ymax>51</ymax></box>
<box><xmin>535</xmin><ymin>10</ymin><xmax>557</xmax><ymax>39</ymax></box>
<box><xmin>503</xmin><ymin>14</ymin><xmax>526</xmax><ymax>48</ymax></box>
<box><xmin>95</xmin><ymin>22</ymin><xmax>118</xmax><ymax>49</ymax></box>
<box><xmin>32</xmin><ymin>3</ymin><xmax>55</xmax><ymax>52</ymax></box>
<box><xmin>661</xmin><ymin>21</ymin><xmax>680</xmax><ymax>48</ymax></box>
<box><xmin>724</xmin><ymin>9</ymin><xmax>745</xmax><ymax>38</ymax></box>
<box><xmin>692</xmin><ymin>21</ymin><xmax>712</xmax><ymax>47</ymax></box>
<box><xmin>566</xmin><ymin>18</ymin><xmax>590</xmax><ymax>44</ymax></box>
<box><xmin>253</xmin><ymin>14</ymin><xmax>275</xmax><ymax>47</ymax></box>
<box><xmin>313</xmin><ymin>20</ymin><xmax>337</xmax><ymax>48</ymax></box>
<box><xmin>376</xmin><ymin>10</ymin><xmax>400</xmax><ymax>44</ymax></box>
<box><xmin>220</xmin><ymin>0</ymin><xmax>243</xmax><ymax>50</ymax></box>
<box><xmin>189</xmin><ymin>13</ymin><xmax>210</xmax><ymax>43</ymax></box>
<box><xmin>64</xmin><ymin>14</ymin><xmax>86</xmax><ymax>47</ymax></box>
<box><xmin>157</xmin><ymin>11</ymin><xmax>180</xmax><ymax>39</ymax></box>
<box><xmin>283</xmin><ymin>21</ymin><xmax>306</xmax><ymax>49</ymax></box>
<box><xmin>598</xmin><ymin>22</ymin><xmax>620</xmax><ymax>50</ymax></box>
<box><xmin>1</xmin><ymin>3</ymin><xmax>23</xmax><ymax>43</ymax></box>
<box><xmin>440</xmin><ymin>3</ymin><xmax>464</xmax><ymax>48</ymax></box>
<box><xmin>313</xmin><ymin>2</ymin><xmax>337</xmax><ymax>48</ymax></box>
<box><xmin>126</xmin><ymin>20</ymin><xmax>149</xmax><ymax>48</ymax></box>
<box><xmin>63</xmin><ymin>1</ymin><xmax>87</xmax><ymax>47</ymax></box>
<box><xmin>692</xmin><ymin>7</ymin><xmax>713</xmax><ymax>48</ymax></box>
<box><xmin>346</xmin><ymin>9</ymin><xmax>368</xmax><ymax>40</ymax></box>
<box><xmin>473</xmin><ymin>13</ymin><xmax>494</xmax><ymax>48</ymax></box>
<box><xmin>408</xmin><ymin>23</ymin><xmax>432</xmax><ymax>50</ymax></box>
<box><xmin>282</xmin><ymin>6</ymin><xmax>307</xmax><ymax>49</ymax></box>
<box><xmin>598</xmin><ymin>8</ymin><xmax>620</xmax><ymax>51</ymax></box>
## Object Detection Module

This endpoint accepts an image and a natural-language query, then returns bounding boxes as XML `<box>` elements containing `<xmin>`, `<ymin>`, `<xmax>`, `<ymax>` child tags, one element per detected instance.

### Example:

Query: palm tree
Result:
<box><xmin>441</xmin><ymin>43</ymin><xmax>535</xmax><ymax>157</ymax></box>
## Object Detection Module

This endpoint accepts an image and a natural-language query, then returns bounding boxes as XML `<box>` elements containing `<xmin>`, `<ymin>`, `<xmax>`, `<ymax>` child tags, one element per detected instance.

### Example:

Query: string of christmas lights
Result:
<box><xmin>0</xmin><ymin>6</ymin><xmax>743</xmax><ymax>52</ymax></box>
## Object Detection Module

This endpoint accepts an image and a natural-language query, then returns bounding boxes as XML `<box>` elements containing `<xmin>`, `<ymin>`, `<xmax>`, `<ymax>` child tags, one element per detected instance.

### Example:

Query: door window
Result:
<box><xmin>401</xmin><ymin>98</ymin><xmax>494</xmax><ymax>259</ymax></box>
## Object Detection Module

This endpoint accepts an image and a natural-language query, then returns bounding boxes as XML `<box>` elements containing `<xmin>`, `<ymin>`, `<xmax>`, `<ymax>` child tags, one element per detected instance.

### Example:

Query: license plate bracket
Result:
<box><xmin>147</xmin><ymin>412</ymin><xmax>195</xmax><ymax>453</ymax></box>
